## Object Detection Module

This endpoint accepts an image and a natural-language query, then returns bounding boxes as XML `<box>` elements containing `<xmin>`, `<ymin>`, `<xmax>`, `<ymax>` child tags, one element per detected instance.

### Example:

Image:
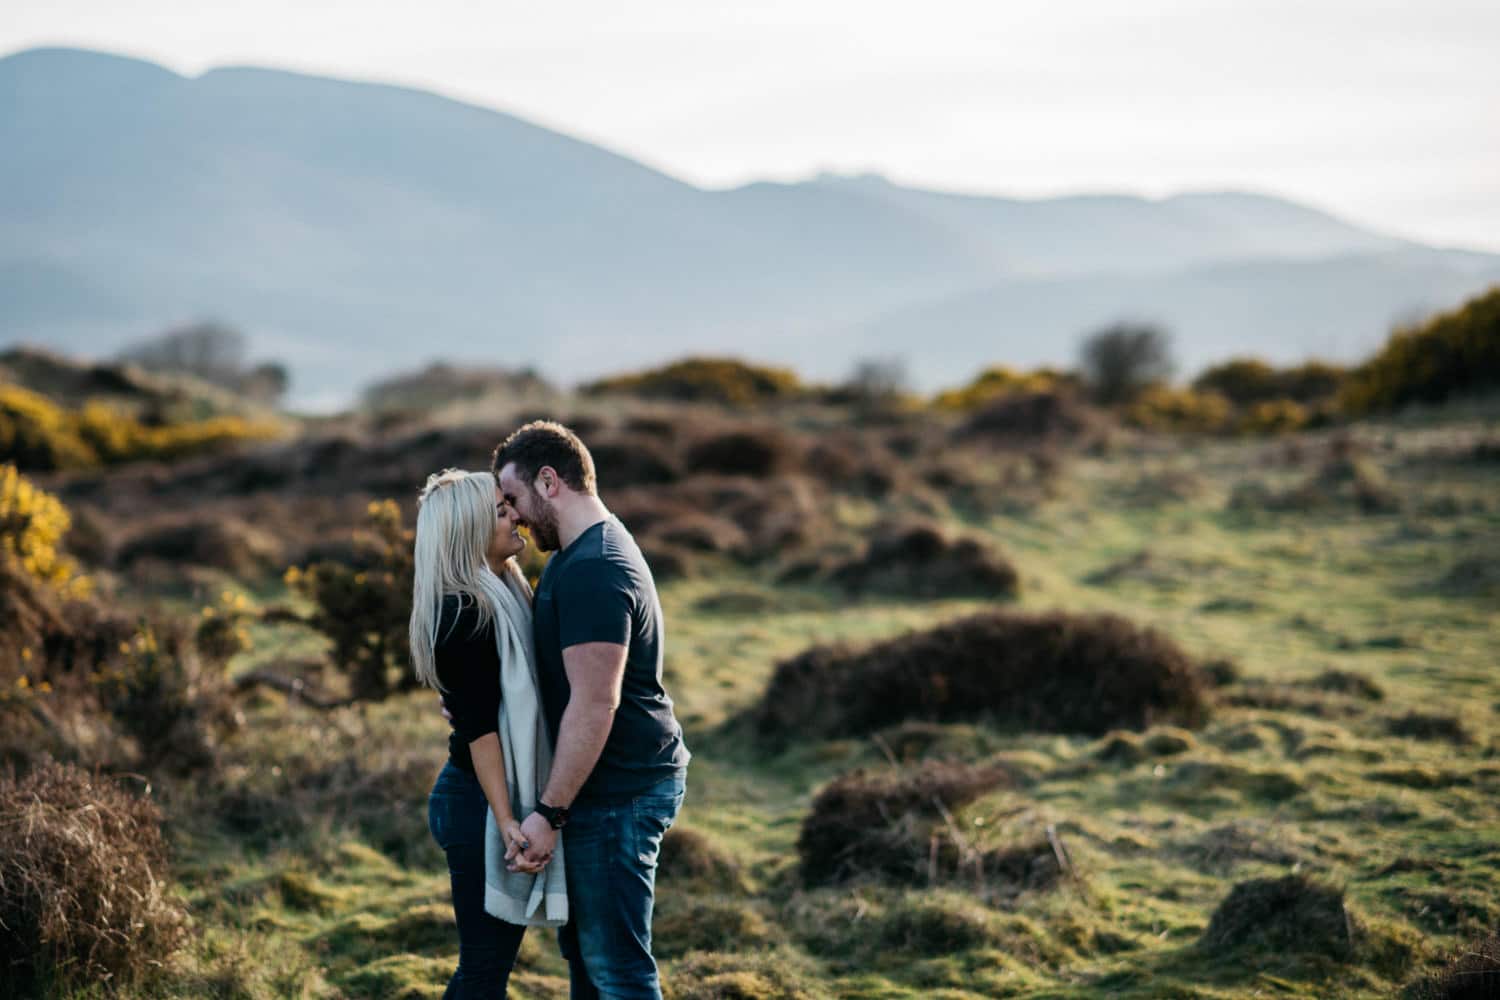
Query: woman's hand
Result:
<box><xmin>500</xmin><ymin>816</ymin><xmax>543</xmax><ymax>870</ymax></box>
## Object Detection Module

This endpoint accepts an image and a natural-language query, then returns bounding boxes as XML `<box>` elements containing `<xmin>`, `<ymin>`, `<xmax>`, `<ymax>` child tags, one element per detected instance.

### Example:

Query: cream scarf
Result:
<box><xmin>478</xmin><ymin>562</ymin><xmax>568</xmax><ymax>927</ymax></box>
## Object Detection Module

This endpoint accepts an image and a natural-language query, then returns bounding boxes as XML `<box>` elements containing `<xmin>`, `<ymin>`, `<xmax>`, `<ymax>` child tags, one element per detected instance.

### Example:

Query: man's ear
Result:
<box><xmin>535</xmin><ymin>465</ymin><xmax>559</xmax><ymax>497</ymax></box>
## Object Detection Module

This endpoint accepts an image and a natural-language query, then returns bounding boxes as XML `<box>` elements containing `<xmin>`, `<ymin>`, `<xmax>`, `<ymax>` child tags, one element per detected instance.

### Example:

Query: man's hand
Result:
<box><xmin>508</xmin><ymin>812</ymin><xmax>557</xmax><ymax>873</ymax></box>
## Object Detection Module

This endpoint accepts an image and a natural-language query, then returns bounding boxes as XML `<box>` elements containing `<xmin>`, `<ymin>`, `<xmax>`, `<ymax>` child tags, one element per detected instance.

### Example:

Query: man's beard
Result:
<box><xmin>528</xmin><ymin>497</ymin><xmax>562</xmax><ymax>552</ymax></box>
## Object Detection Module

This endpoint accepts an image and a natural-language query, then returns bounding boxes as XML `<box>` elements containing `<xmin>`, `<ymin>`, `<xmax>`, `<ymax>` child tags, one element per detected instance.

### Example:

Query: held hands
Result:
<box><xmin>507</xmin><ymin>812</ymin><xmax>557</xmax><ymax>874</ymax></box>
<box><xmin>499</xmin><ymin>816</ymin><xmax>531</xmax><ymax>867</ymax></box>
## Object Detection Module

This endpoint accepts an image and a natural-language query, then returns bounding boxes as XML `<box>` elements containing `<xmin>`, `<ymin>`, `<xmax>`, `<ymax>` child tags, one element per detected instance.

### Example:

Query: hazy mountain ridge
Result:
<box><xmin>3</xmin><ymin>46</ymin><xmax>1496</xmax><ymax>406</ymax></box>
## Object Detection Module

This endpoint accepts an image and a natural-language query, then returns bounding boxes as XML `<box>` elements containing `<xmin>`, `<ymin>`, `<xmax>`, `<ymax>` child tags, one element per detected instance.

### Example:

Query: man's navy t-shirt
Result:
<box><xmin>533</xmin><ymin>516</ymin><xmax>689</xmax><ymax>803</ymax></box>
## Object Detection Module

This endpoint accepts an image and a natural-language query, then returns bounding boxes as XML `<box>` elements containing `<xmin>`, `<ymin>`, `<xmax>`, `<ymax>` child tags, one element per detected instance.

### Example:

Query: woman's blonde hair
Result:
<box><xmin>408</xmin><ymin>468</ymin><xmax>527</xmax><ymax>691</ymax></box>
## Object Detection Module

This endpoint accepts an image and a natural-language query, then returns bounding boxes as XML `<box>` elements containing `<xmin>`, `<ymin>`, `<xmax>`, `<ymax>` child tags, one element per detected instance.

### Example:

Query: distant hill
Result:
<box><xmin>4</xmin><ymin>46</ymin><xmax>1499</xmax><ymax>407</ymax></box>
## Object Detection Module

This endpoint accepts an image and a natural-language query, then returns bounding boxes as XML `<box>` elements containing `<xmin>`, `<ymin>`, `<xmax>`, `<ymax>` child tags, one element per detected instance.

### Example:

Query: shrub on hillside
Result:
<box><xmin>827</xmin><ymin>521</ymin><xmax>1020</xmax><ymax>600</ymax></box>
<box><xmin>582</xmin><ymin>357</ymin><xmax>803</xmax><ymax>405</ymax></box>
<box><xmin>954</xmin><ymin>389</ymin><xmax>1104</xmax><ymax>446</ymax></box>
<box><xmin>933</xmin><ymin>366</ymin><xmax>1080</xmax><ymax>410</ymax></box>
<box><xmin>685</xmin><ymin>427</ymin><xmax>800</xmax><ymax>476</ymax></box>
<box><xmin>286</xmin><ymin>499</ymin><xmax>414</xmax><ymax>701</ymax></box>
<box><xmin>1193</xmin><ymin>358</ymin><xmax>1348</xmax><ymax>406</ymax></box>
<box><xmin>1123</xmin><ymin>385</ymin><xmax>1233</xmax><ymax>432</ymax></box>
<box><xmin>1</xmin><ymin>383</ymin><xmax>281</xmax><ymax>473</ymax></box>
<box><xmin>117</xmin><ymin>515</ymin><xmax>284</xmax><ymax>577</ymax></box>
<box><xmin>0</xmin><ymin>759</ymin><xmax>188</xmax><ymax>997</ymax></box>
<box><xmin>1340</xmin><ymin>285</ymin><xmax>1500</xmax><ymax>413</ymax></box>
<box><xmin>1</xmin><ymin>464</ymin><xmax>88</xmax><ymax>596</ymax></box>
<box><xmin>588</xmin><ymin>434</ymin><xmax>684</xmax><ymax>487</ymax></box>
<box><xmin>754</xmin><ymin>610</ymin><xmax>1208</xmax><ymax>745</ymax></box>
<box><xmin>0</xmin><ymin>385</ymin><xmax>97</xmax><ymax>470</ymax></box>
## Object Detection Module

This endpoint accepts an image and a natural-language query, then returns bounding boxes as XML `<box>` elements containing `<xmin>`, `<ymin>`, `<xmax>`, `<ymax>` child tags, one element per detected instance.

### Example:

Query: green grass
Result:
<box><xmin>89</xmin><ymin>417</ymin><xmax>1500</xmax><ymax>999</ymax></box>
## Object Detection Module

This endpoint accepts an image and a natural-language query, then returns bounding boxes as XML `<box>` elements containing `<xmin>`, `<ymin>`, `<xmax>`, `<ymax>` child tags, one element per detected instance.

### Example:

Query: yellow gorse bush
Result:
<box><xmin>1340</xmin><ymin>284</ymin><xmax>1500</xmax><ymax>414</ymax></box>
<box><xmin>932</xmin><ymin>366</ymin><xmax>1077</xmax><ymax>411</ymax></box>
<box><xmin>1123</xmin><ymin>386</ymin><xmax>1234</xmax><ymax>433</ymax></box>
<box><xmin>0</xmin><ymin>463</ymin><xmax>89</xmax><ymax>597</ymax></box>
<box><xmin>2</xmin><ymin>383</ymin><xmax>283</xmax><ymax>471</ymax></box>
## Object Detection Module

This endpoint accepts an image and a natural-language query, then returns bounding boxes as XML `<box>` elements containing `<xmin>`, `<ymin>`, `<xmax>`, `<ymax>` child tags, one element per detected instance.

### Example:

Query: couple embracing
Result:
<box><xmin>408</xmin><ymin>421</ymin><xmax>691</xmax><ymax>999</ymax></box>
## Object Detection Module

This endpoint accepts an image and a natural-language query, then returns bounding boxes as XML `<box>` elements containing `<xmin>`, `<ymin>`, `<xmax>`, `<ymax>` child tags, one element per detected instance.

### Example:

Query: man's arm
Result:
<box><xmin>513</xmin><ymin>641</ymin><xmax>625</xmax><ymax>867</ymax></box>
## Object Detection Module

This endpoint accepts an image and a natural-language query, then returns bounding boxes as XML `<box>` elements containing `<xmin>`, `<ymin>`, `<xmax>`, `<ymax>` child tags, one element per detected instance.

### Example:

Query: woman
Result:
<box><xmin>410</xmin><ymin>469</ymin><xmax>567</xmax><ymax>999</ymax></box>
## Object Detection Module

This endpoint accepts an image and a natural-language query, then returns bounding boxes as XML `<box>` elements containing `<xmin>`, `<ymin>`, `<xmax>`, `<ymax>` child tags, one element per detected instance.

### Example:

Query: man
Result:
<box><xmin>492</xmin><ymin>420</ymin><xmax>691</xmax><ymax>1000</ymax></box>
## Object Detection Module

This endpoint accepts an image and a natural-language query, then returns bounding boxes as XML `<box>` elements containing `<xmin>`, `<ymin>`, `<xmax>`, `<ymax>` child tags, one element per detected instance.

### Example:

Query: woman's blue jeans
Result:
<box><xmin>557</xmin><ymin>771</ymin><xmax>686</xmax><ymax>1000</ymax></box>
<box><xmin>428</xmin><ymin>762</ymin><xmax>527</xmax><ymax>998</ymax></box>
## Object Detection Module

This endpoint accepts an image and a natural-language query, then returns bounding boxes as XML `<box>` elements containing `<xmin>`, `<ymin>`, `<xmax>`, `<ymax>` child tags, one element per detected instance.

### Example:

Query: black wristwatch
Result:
<box><xmin>535</xmin><ymin>800</ymin><xmax>569</xmax><ymax>829</ymax></box>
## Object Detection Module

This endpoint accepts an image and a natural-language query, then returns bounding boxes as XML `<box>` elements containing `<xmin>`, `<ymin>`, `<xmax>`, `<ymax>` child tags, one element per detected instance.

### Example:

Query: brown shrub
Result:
<box><xmin>1386</xmin><ymin>712</ymin><xmax>1472</xmax><ymax>745</ymax></box>
<box><xmin>116</xmin><ymin>515</ymin><xmax>284</xmax><ymax>576</ymax></box>
<box><xmin>827</xmin><ymin>521</ymin><xmax>1020</xmax><ymax>600</ymax></box>
<box><xmin>796</xmin><ymin>761</ymin><xmax>1022</xmax><ymax>888</ymax></box>
<box><xmin>754</xmin><ymin>610</ymin><xmax>1208</xmax><ymax>745</ymax></box>
<box><xmin>588</xmin><ymin>434</ymin><xmax>684</xmax><ymax>487</ymax></box>
<box><xmin>685</xmin><ymin>428</ymin><xmax>800</xmax><ymax>477</ymax></box>
<box><xmin>804</xmin><ymin>434</ymin><xmax>901</xmax><ymax>498</ymax></box>
<box><xmin>0</xmin><ymin>759</ymin><xmax>188</xmax><ymax>996</ymax></box>
<box><xmin>1199</xmin><ymin>874</ymin><xmax>1357</xmax><ymax>961</ymax></box>
<box><xmin>954</xmin><ymin>389</ymin><xmax>1105</xmax><ymax>447</ymax></box>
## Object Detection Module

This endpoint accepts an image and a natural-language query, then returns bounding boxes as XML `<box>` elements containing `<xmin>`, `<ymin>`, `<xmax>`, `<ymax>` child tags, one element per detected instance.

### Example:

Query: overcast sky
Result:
<box><xmin>5</xmin><ymin>0</ymin><xmax>1498</xmax><ymax>251</ymax></box>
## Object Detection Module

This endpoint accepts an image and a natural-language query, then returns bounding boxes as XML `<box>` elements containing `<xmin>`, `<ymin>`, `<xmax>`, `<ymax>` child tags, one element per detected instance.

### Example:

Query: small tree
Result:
<box><xmin>117</xmin><ymin>322</ymin><xmax>247</xmax><ymax>384</ymax></box>
<box><xmin>1078</xmin><ymin>322</ymin><xmax>1175</xmax><ymax>405</ymax></box>
<box><xmin>842</xmin><ymin>356</ymin><xmax>910</xmax><ymax>411</ymax></box>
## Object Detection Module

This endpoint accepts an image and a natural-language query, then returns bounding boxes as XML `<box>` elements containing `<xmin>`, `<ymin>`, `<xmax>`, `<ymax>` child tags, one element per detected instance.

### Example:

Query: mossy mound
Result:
<box><xmin>755</xmin><ymin>610</ymin><xmax>1208</xmax><ymax>744</ymax></box>
<box><xmin>1200</xmin><ymin>874</ymin><xmax>1356</xmax><ymax>960</ymax></box>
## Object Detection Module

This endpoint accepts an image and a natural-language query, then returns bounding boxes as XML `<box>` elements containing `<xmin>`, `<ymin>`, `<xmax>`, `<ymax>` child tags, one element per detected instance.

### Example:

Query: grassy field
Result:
<box><xmin>35</xmin><ymin>408</ymin><xmax>1500</xmax><ymax>1000</ymax></box>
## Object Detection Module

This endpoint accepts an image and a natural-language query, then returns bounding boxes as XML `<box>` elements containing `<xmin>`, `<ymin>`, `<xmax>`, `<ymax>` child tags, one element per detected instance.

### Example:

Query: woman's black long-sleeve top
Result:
<box><xmin>436</xmin><ymin>594</ymin><xmax>502</xmax><ymax>773</ymax></box>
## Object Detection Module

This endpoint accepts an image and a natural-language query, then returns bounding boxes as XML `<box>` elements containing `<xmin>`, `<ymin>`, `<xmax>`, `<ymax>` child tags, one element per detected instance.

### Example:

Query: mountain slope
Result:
<box><xmin>2</xmin><ymin>46</ymin><xmax>1495</xmax><ymax>404</ymax></box>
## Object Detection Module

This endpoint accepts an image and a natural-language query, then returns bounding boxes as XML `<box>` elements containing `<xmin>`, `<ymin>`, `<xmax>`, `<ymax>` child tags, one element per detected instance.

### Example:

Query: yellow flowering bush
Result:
<box><xmin>195</xmin><ymin>590</ymin><xmax>255</xmax><ymax>666</ymax></box>
<box><xmin>287</xmin><ymin>499</ymin><xmax>415</xmax><ymax>701</ymax></box>
<box><xmin>933</xmin><ymin>366</ymin><xmax>1079</xmax><ymax>411</ymax></box>
<box><xmin>1123</xmin><ymin>386</ymin><xmax>1233</xmax><ymax>433</ymax></box>
<box><xmin>0</xmin><ymin>463</ymin><xmax>89</xmax><ymax>597</ymax></box>
<box><xmin>1340</xmin><ymin>285</ymin><xmax>1500</xmax><ymax>413</ymax></box>
<box><xmin>2</xmin><ymin>383</ymin><xmax>282</xmax><ymax>472</ymax></box>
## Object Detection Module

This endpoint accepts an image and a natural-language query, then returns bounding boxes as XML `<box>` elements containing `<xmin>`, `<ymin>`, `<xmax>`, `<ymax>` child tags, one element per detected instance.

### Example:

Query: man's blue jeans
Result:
<box><xmin>558</xmin><ymin>771</ymin><xmax>686</xmax><ymax>1000</ymax></box>
<box><xmin>428</xmin><ymin>762</ymin><xmax>527</xmax><ymax>998</ymax></box>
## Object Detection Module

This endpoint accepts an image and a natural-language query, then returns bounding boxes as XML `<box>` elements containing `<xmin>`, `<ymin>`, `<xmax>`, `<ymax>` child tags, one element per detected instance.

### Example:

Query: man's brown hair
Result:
<box><xmin>491</xmin><ymin>421</ymin><xmax>598</xmax><ymax>495</ymax></box>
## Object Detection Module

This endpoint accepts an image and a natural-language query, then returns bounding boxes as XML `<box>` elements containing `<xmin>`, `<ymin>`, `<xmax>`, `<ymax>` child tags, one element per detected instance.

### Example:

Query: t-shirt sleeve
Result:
<box><xmin>555</xmin><ymin>557</ymin><xmax>634</xmax><ymax>649</ymax></box>
<box><xmin>436</xmin><ymin>599</ymin><xmax>502</xmax><ymax>744</ymax></box>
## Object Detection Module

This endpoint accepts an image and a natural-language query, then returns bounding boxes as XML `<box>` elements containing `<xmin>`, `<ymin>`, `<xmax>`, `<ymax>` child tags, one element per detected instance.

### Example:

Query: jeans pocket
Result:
<box><xmin>631</xmin><ymin>793</ymin><xmax>681</xmax><ymax>867</ymax></box>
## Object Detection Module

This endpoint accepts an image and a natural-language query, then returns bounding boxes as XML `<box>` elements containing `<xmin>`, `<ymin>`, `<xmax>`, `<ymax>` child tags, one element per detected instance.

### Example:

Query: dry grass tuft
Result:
<box><xmin>0</xmin><ymin>759</ymin><xmax>188</xmax><ymax>996</ymax></box>
<box><xmin>1403</xmin><ymin>932</ymin><xmax>1500</xmax><ymax>999</ymax></box>
<box><xmin>796</xmin><ymin>761</ymin><xmax>1061</xmax><ymax>894</ymax></box>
